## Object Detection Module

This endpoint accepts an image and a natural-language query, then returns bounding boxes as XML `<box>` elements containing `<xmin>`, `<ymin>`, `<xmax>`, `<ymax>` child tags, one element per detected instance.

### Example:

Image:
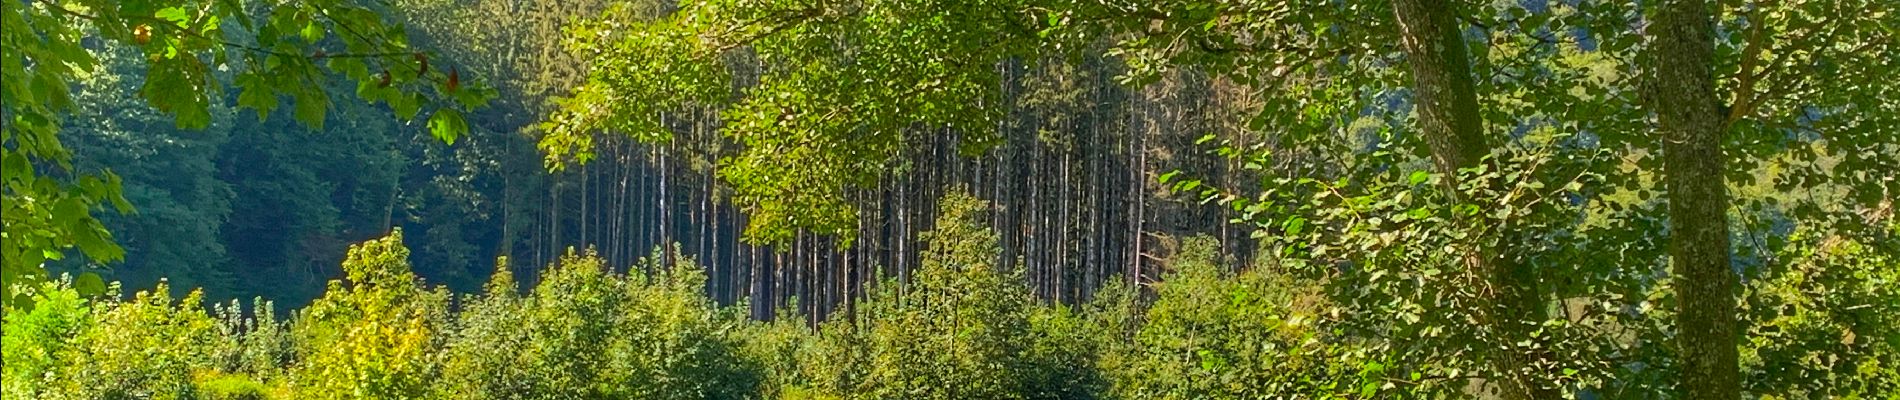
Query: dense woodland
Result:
<box><xmin>3</xmin><ymin>0</ymin><xmax>1898</xmax><ymax>398</ymax></box>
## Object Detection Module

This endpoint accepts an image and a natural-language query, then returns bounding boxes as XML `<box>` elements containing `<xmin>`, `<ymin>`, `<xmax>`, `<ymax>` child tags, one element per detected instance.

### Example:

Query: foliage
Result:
<box><xmin>439</xmin><ymin>248</ymin><xmax>762</xmax><ymax>400</ymax></box>
<box><xmin>0</xmin><ymin>279</ymin><xmax>231</xmax><ymax>400</ymax></box>
<box><xmin>737</xmin><ymin>313</ymin><xmax>822</xmax><ymax>399</ymax></box>
<box><xmin>1022</xmin><ymin>302</ymin><xmax>1110</xmax><ymax>400</ymax></box>
<box><xmin>1738</xmin><ymin>226</ymin><xmax>1900</xmax><ymax>398</ymax></box>
<box><xmin>58</xmin><ymin>42</ymin><xmax>238</xmax><ymax>296</ymax></box>
<box><xmin>1</xmin><ymin>279</ymin><xmax>93</xmax><ymax>399</ymax></box>
<box><xmin>193</xmin><ymin>371</ymin><xmax>273</xmax><ymax>400</ymax></box>
<box><xmin>763</xmin><ymin>190</ymin><xmax>1105</xmax><ymax>399</ymax></box>
<box><xmin>859</xmin><ymin>191</ymin><xmax>1038</xmax><ymax>398</ymax></box>
<box><xmin>216</xmin><ymin>75</ymin><xmax>411</xmax><ymax>304</ymax></box>
<box><xmin>289</xmin><ymin>230</ymin><xmax>451</xmax><ymax>400</ymax></box>
<box><xmin>612</xmin><ymin>248</ymin><xmax>764</xmax><ymax>399</ymax></box>
<box><xmin>1105</xmin><ymin>236</ymin><xmax>1359</xmax><ymax>399</ymax></box>
<box><xmin>1</xmin><ymin>0</ymin><xmax>492</xmax><ymax>309</ymax></box>
<box><xmin>543</xmin><ymin>0</ymin><xmax>1053</xmax><ymax>243</ymax></box>
<box><xmin>4</xmin><ymin>208</ymin><xmax>1897</xmax><ymax>400</ymax></box>
<box><xmin>212</xmin><ymin>298</ymin><xmax>293</xmax><ymax>383</ymax></box>
<box><xmin>59</xmin><ymin>284</ymin><xmax>227</xmax><ymax>400</ymax></box>
<box><xmin>435</xmin><ymin>260</ymin><xmax>537</xmax><ymax>399</ymax></box>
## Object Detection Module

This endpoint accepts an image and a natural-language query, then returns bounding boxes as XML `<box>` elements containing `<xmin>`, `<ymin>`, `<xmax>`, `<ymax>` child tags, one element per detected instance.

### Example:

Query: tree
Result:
<box><xmin>290</xmin><ymin>230</ymin><xmax>450</xmax><ymax>400</ymax></box>
<box><xmin>1</xmin><ymin>0</ymin><xmax>487</xmax><ymax>307</ymax></box>
<box><xmin>1386</xmin><ymin>1</ymin><xmax>1551</xmax><ymax>397</ymax></box>
<box><xmin>1647</xmin><ymin>0</ymin><xmax>1739</xmax><ymax>397</ymax></box>
<box><xmin>61</xmin><ymin>42</ymin><xmax>238</xmax><ymax>297</ymax></box>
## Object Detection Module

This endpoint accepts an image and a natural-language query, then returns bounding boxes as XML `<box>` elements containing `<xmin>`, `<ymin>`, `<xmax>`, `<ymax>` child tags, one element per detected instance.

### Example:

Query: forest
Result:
<box><xmin>1</xmin><ymin>0</ymin><xmax>1896</xmax><ymax>398</ymax></box>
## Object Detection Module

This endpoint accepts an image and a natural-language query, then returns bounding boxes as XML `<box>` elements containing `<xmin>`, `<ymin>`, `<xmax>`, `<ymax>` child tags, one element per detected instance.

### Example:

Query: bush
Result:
<box><xmin>436</xmin><ymin>259</ymin><xmax>538</xmax><ymax>399</ymax></box>
<box><xmin>780</xmin><ymin>189</ymin><xmax>1104</xmax><ymax>400</ymax></box>
<box><xmin>738</xmin><ymin>310</ymin><xmax>827</xmax><ymax>399</ymax></box>
<box><xmin>59</xmin><ymin>284</ymin><xmax>228</xmax><ymax>400</ymax></box>
<box><xmin>2</xmin><ymin>280</ymin><xmax>93</xmax><ymax>399</ymax></box>
<box><xmin>606</xmin><ymin>248</ymin><xmax>763</xmax><ymax>399</ymax></box>
<box><xmin>1022</xmin><ymin>304</ymin><xmax>1109</xmax><ymax>400</ymax></box>
<box><xmin>212</xmin><ymin>297</ymin><xmax>292</xmax><ymax>383</ymax></box>
<box><xmin>1105</xmin><ymin>236</ymin><xmax>1358</xmax><ymax>399</ymax></box>
<box><xmin>439</xmin><ymin>248</ymin><xmax>762</xmax><ymax>400</ymax></box>
<box><xmin>194</xmin><ymin>371</ymin><xmax>272</xmax><ymax>400</ymax></box>
<box><xmin>6</xmin><ymin>197</ymin><xmax>1891</xmax><ymax>400</ymax></box>
<box><xmin>289</xmin><ymin>230</ymin><xmax>451</xmax><ymax>400</ymax></box>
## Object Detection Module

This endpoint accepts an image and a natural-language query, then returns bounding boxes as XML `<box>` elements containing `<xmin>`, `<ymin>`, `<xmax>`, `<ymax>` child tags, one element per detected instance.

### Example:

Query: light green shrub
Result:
<box><xmin>194</xmin><ymin>371</ymin><xmax>272</xmax><ymax>400</ymax></box>
<box><xmin>2</xmin><ymin>280</ymin><xmax>93</xmax><ymax>399</ymax></box>
<box><xmin>289</xmin><ymin>230</ymin><xmax>451</xmax><ymax>400</ymax></box>
<box><xmin>1106</xmin><ymin>236</ymin><xmax>1358</xmax><ymax>399</ymax></box>
<box><xmin>60</xmin><ymin>284</ymin><xmax>227</xmax><ymax>400</ymax></box>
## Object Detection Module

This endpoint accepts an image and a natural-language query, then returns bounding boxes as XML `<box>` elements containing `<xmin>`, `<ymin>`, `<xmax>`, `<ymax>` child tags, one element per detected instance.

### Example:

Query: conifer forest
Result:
<box><xmin>2</xmin><ymin>0</ymin><xmax>1898</xmax><ymax>398</ymax></box>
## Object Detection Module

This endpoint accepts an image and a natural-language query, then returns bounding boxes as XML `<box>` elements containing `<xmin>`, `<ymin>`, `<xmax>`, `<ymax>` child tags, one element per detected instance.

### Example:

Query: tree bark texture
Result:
<box><xmin>1648</xmin><ymin>0</ymin><xmax>1741</xmax><ymax>398</ymax></box>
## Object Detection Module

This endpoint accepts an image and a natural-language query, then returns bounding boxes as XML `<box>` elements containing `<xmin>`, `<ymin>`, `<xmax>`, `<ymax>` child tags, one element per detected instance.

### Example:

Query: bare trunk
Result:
<box><xmin>1648</xmin><ymin>0</ymin><xmax>1740</xmax><ymax>397</ymax></box>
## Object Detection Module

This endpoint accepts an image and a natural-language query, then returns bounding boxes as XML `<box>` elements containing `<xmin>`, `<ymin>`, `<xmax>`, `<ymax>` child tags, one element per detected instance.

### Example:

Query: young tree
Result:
<box><xmin>290</xmin><ymin>230</ymin><xmax>451</xmax><ymax>400</ymax></box>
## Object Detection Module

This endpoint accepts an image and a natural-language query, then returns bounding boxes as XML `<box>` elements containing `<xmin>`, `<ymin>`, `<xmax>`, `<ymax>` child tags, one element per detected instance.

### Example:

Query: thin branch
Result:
<box><xmin>42</xmin><ymin>1</ymin><xmax>414</xmax><ymax>60</ymax></box>
<box><xmin>313</xmin><ymin>5</ymin><xmax>446</xmax><ymax>86</ymax></box>
<box><xmin>1725</xmin><ymin>8</ymin><xmax>1768</xmax><ymax>126</ymax></box>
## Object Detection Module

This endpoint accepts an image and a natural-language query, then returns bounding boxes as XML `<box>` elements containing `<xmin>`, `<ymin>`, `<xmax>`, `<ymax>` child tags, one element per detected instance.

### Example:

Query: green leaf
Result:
<box><xmin>301</xmin><ymin>21</ymin><xmax>324</xmax><ymax>43</ymax></box>
<box><xmin>155</xmin><ymin>7</ymin><xmax>192</xmax><ymax>26</ymax></box>
<box><xmin>428</xmin><ymin>108</ymin><xmax>467</xmax><ymax>145</ymax></box>
<box><xmin>52</xmin><ymin>197</ymin><xmax>87</xmax><ymax>223</ymax></box>
<box><xmin>1409</xmin><ymin>170</ymin><xmax>1430</xmax><ymax>185</ymax></box>
<box><xmin>234</xmin><ymin>72</ymin><xmax>279</xmax><ymax>121</ymax></box>
<box><xmin>74</xmin><ymin>272</ymin><xmax>107</xmax><ymax>295</ymax></box>
<box><xmin>1283</xmin><ymin>217</ymin><xmax>1306</xmax><ymax>236</ymax></box>
<box><xmin>73</xmin><ymin>226</ymin><xmax>123</xmax><ymax>262</ymax></box>
<box><xmin>293</xmin><ymin>89</ymin><xmax>330</xmax><ymax>129</ymax></box>
<box><xmin>9</xmin><ymin>294</ymin><xmax>33</xmax><ymax>312</ymax></box>
<box><xmin>2</xmin><ymin>151</ymin><xmax>31</xmax><ymax>184</ymax></box>
<box><xmin>390</xmin><ymin>92</ymin><xmax>422</xmax><ymax>121</ymax></box>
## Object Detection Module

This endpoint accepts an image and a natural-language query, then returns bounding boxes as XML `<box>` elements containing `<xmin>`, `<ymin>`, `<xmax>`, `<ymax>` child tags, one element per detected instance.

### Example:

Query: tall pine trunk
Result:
<box><xmin>1647</xmin><ymin>0</ymin><xmax>1740</xmax><ymax>397</ymax></box>
<box><xmin>1390</xmin><ymin>0</ymin><xmax>1552</xmax><ymax>397</ymax></box>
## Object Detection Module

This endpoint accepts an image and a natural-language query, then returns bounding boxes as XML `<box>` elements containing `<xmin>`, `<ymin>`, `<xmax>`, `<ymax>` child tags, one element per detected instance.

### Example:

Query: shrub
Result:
<box><xmin>738</xmin><ymin>311</ymin><xmax>824</xmax><ymax>399</ymax></box>
<box><xmin>784</xmin><ymin>189</ymin><xmax>1106</xmax><ymax>400</ymax></box>
<box><xmin>289</xmin><ymin>230</ymin><xmax>451</xmax><ymax>400</ymax></box>
<box><xmin>606</xmin><ymin>248</ymin><xmax>763</xmax><ymax>399</ymax></box>
<box><xmin>439</xmin><ymin>248</ymin><xmax>762</xmax><ymax>400</ymax></box>
<box><xmin>58</xmin><ymin>284</ymin><xmax>228</xmax><ymax>400</ymax></box>
<box><xmin>1739</xmin><ymin>228</ymin><xmax>1900</xmax><ymax>398</ymax></box>
<box><xmin>211</xmin><ymin>297</ymin><xmax>292</xmax><ymax>382</ymax></box>
<box><xmin>436</xmin><ymin>259</ymin><xmax>538</xmax><ymax>399</ymax></box>
<box><xmin>1</xmin><ymin>280</ymin><xmax>93</xmax><ymax>399</ymax></box>
<box><xmin>1022</xmin><ymin>304</ymin><xmax>1109</xmax><ymax>400</ymax></box>
<box><xmin>194</xmin><ymin>371</ymin><xmax>272</xmax><ymax>400</ymax></box>
<box><xmin>1107</xmin><ymin>236</ymin><xmax>1358</xmax><ymax>399</ymax></box>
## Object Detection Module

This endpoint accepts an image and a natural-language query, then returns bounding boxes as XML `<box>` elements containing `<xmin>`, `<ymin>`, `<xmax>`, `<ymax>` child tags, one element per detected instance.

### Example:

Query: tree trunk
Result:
<box><xmin>1389</xmin><ymin>0</ymin><xmax>1552</xmax><ymax>398</ymax></box>
<box><xmin>1647</xmin><ymin>0</ymin><xmax>1740</xmax><ymax>398</ymax></box>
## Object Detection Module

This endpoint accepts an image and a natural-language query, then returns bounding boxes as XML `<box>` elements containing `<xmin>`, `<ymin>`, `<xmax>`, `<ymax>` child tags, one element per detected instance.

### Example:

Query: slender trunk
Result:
<box><xmin>1390</xmin><ymin>0</ymin><xmax>1551</xmax><ymax>397</ymax></box>
<box><xmin>1132</xmin><ymin>102</ymin><xmax>1146</xmax><ymax>289</ymax></box>
<box><xmin>1648</xmin><ymin>0</ymin><xmax>1740</xmax><ymax>397</ymax></box>
<box><xmin>579</xmin><ymin>161</ymin><xmax>587</xmax><ymax>255</ymax></box>
<box><xmin>661</xmin><ymin>139</ymin><xmax>675</xmax><ymax>269</ymax></box>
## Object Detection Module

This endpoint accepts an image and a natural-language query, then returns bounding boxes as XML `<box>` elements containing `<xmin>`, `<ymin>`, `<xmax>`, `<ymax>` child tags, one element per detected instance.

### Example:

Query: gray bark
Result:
<box><xmin>1648</xmin><ymin>0</ymin><xmax>1741</xmax><ymax>398</ymax></box>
